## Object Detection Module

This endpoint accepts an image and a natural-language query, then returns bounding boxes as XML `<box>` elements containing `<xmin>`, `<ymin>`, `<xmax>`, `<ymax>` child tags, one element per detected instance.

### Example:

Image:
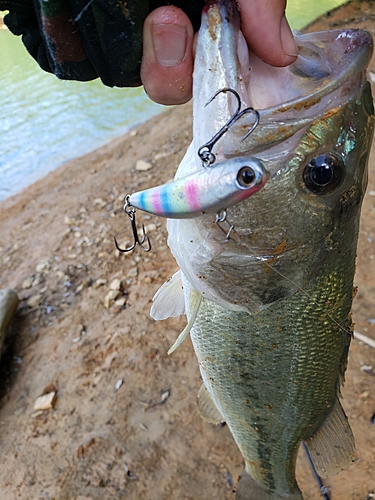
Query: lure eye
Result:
<box><xmin>237</xmin><ymin>166</ymin><xmax>256</xmax><ymax>188</ymax></box>
<box><xmin>303</xmin><ymin>153</ymin><xmax>344</xmax><ymax>194</ymax></box>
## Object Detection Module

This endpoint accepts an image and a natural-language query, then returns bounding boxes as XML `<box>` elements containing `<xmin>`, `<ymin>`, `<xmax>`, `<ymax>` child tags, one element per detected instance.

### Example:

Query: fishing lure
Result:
<box><xmin>128</xmin><ymin>155</ymin><xmax>269</xmax><ymax>218</ymax></box>
<box><xmin>116</xmin><ymin>88</ymin><xmax>268</xmax><ymax>251</ymax></box>
<box><xmin>128</xmin><ymin>88</ymin><xmax>268</xmax><ymax>218</ymax></box>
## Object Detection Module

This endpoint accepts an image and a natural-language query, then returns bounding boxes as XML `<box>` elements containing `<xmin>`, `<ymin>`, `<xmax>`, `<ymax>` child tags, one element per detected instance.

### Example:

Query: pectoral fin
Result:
<box><xmin>304</xmin><ymin>397</ymin><xmax>355</xmax><ymax>478</ymax></box>
<box><xmin>150</xmin><ymin>270</ymin><xmax>185</xmax><ymax>320</ymax></box>
<box><xmin>167</xmin><ymin>289</ymin><xmax>202</xmax><ymax>355</ymax></box>
<box><xmin>197</xmin><ymin>383</ymin><xmax>224</xmax><ymax>424</ymax></box>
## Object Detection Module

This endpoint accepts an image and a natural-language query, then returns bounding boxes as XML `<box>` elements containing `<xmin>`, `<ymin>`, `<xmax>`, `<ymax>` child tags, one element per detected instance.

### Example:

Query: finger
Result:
<box><xmin>141</xmin><ymin>7</ymin><xmax>194</xmax><ymax>105</ymax></box>
<box><xmin>237</xmin><ymin>0</ymin><xmax>298</xmax><ymax>67</ymax></box>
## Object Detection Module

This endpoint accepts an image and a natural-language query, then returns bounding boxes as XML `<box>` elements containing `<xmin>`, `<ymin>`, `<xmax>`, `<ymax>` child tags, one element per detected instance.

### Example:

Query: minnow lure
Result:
<box><xmin>128</xmin><ymin>156</ymin><xmax>269</xmax><ymax>218</ymax></box>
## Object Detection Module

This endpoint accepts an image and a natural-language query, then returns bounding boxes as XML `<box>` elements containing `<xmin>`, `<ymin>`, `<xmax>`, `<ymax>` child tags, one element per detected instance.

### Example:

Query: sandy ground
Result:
<box><xmin>1</xmin><ymin>2</ymin><xmax>375</xmax><ymax>499</ymax></box>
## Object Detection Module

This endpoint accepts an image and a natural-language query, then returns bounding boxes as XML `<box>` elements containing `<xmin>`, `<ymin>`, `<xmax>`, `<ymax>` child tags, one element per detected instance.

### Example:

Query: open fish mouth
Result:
<box><xmin>224</xmin><ymin>28</ymin><xmax>373</xmax><ymax>161</ymax></box>
<box><xmin>191</xmin><ymin>1</ymin><xmax>373</xmax><ymax>177</ymax></box>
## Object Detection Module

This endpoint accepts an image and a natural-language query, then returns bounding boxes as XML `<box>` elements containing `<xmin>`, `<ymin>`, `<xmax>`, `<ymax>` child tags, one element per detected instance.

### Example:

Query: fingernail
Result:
<box><xmin>280</xmin><ymin>17</ymin><xmax>298</xmax><ymax>57</ymax></box>
<box><xmin>152</xmin><ymin>23</ymin><xmax>187</xmax><ymax>67</ymax></box>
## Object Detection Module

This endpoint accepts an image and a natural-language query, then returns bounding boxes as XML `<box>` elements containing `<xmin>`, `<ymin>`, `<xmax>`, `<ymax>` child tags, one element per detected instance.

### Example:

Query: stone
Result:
<box><xmin>145</xmin><ymin>223</ymin><xmax>157</xmax><ymax>233</ymax></box>
<box><xmin>93</xmin><ymin>278</ymin><xmax>107</xmax><ymax>289</ymax></box>
<box><xmin>135</xmin><ymin>159</ymin><xmax>152</xmax><ymax>171</ymax></box>
<box><xmin>114</xmin><ymin>297</ymin><xmax>126</xmax><ymax>307</ymax></box>
<box><xmin>33</xmin><ymin>392</ymin><xmax>56</xmax><ymax>411</ymax></box>
<box><xmin>94</xmin><ymin>198</ymin><xmax>106</xmax><ymax>208</ymax></box>
<box><xmin>27</xmin><ymin>294</ymin><xmax>41</xmax><ymax>308</ymax></box>
<box><xmin>36</xmin><ymin>259</ymin><xmax>51</xmax><ymax>273</ymax></box>
<box><xmin>104</xmin><ymin>290</ymin><xmax>121</xmax><ymax>308</ymax></box>
<box><xmin>109</xmin><ymin>278</ymin><xmax>121</xmax><ymax>291</ymax></box>
<box><xmin>128</xmin><ymin>267</ymin><xmax>138</xmax><ymax>278</ymax></box>
<box><xmin>22</xmin><ymin>277</ymin><xmax>34</xmax><ymax>289</ymax></box>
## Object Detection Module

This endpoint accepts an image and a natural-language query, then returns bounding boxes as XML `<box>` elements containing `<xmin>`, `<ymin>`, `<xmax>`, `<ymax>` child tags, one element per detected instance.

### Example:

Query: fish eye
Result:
<box><xmin>237</xmin><ymin>166</ymin><xmax>256</xmax><ymax>188</ymax></box>
<box><xmin>303</xmin><ymin>153</ymin><xmax>344</xmax><ymax>194</ymax></box>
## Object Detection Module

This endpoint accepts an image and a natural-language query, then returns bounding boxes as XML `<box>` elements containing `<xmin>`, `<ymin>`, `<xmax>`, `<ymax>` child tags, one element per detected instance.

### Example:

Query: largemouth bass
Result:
<box><xmin>151</xmin><ymin>1</ymin><xmax>374</xmax><ymax>498</ymax></box>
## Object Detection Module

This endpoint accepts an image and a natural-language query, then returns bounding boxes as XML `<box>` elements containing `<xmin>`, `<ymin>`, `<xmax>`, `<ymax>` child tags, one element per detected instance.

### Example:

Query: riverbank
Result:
<box><xmin>0</xmin><ymin>2</ymin><xmax>375</xmax><ymax>499</ymax></box>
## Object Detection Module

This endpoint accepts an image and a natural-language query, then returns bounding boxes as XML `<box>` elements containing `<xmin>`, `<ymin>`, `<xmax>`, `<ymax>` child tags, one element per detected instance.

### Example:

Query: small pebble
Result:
<box><xmin>33</xmin><ymin>392</ymin><xmax>56</xmax><ymax>411</ymax></box>
<box><xmin>104</xmin><ymin>290</ymin><xmax>121</xmax><ymax>308</ymax></box>
<box><xmin>145</xmin><ymin>223</ymin><xmax>157</xmax><ymax>233</ymax></box>
<box><xmin>135</xmin><ymin>159</ymin><xmax>152</xmax><ymax>171</ymax></box>
<box><xmin>22</xmin><ymin>277</ymin><xmax>34</xmax><ymax>289</ymax></box>
<box><xmin>27</xmin><ymin>294</ymin><xmax>41</xmax><ymax>308</ymax></box>
<box><xmin>94</xmin><ymin>278</ymin><xmax>107</xmax><ymax>289</ymax></box>
<box><xmin>154</xmin><ymin>152</ymin><xmax>170</xmax><ymax>161</ymax></box>
<box><xmin>115</xmin><ymin>379</ymin><xmax>123</xmax><ymax>391</ymax></box>
<box><xmin>109</xmin><ymin>278</ymin><xmax>121</xmax><ymax>291</ymax></box>
<box><xmin>160</xmin><ymin>389</ymin><xmax>170</xmax><ymax>403</ymax></box>
<box><xmin>94</xmin><ymin>198</ymin><xmax>106</xmax><ymax>208</ymax></box>
<box><xmin>36</xmin><ymin>260</ymin><xmax>50</xmax><ymax>273</ymax></box>
<box><xmin>76</xmin><ymin>324</ymin><xmax>85</xmax><ymax>335</ymax></box>
<box><xmin>359</xmin><ymin>390</ymin><xmax>370</xmax><ymax>398</ymax></box>
<box><xmin>128</xmin><ymin>267</ymin><xmax>138</xmax><ymax>278</ymax></box>
<box><xmin>114</xmin><ymin>297</ymin><xmax>126</xmax><ymax>307</ymax></box>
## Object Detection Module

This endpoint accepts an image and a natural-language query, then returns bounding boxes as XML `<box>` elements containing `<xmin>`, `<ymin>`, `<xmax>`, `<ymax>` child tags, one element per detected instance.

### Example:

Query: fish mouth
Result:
<box><xmin>194</xmin><ymin>1</ymin><xmax>373</xmax><ymax>162</ymax></box>
<box><xmin>224</xmin><ymin>29</ymin><xmax>373</xmax><ymax>158</ymax></box>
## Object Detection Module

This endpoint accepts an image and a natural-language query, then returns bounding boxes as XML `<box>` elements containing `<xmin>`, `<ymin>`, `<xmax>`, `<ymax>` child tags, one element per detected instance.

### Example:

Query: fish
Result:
<box><xmin>150</xmin><ymin>1</ymin><xmax>374</xmax><ymax>498</ymax></box>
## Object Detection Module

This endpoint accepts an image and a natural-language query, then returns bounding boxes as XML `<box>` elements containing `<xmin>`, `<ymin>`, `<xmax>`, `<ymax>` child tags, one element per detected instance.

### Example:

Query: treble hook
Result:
<box><xmin>197</xmin><ymin>88</ymin><xmax>260</xmax><ymax>166</ymax></box>
<box><xmin>114</xmin><ymin>196</ymin><xmax>151</xmax><ymax>253</ymax></box>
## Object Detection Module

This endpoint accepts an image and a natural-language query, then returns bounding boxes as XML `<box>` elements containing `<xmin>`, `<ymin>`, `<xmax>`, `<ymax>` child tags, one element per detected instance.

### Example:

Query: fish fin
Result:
<box><xmin>167</xmin><ymin>290</ymin><xmax>202</xmax><ymax>355</ymax></box>
<box><xmin>235</xmin><ymin>470</ymin><xmax>302</xmax><ymax>500</ymax></box>
<box><xmin>150</xmin><ymin>270</ymin><xmax>185</xmax><ymax>320</ymax></box>
<box><xmin>197</xmin><ymin>383</ymin><xmax>224</xmax><ymax>424</ymax></box>
<box><xmin>304</xmin><ymin>397</ymin><xmax>355</xmax><ymax>479</ymax></box>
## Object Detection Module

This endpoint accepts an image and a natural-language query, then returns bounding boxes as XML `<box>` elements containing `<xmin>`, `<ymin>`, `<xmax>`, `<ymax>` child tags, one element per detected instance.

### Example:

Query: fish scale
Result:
<box><xmin>190</xmin><ymin>268</ymin><xmax>352</xmax><ymax>497</ymax></box>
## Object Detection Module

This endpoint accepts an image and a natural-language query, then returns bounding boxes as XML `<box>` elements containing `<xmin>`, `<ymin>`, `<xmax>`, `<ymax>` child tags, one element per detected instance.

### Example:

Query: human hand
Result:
<box><xmin>141</xmin><ymin>0</ymin><xmax>297</xmax><ymax>105</ymax></box>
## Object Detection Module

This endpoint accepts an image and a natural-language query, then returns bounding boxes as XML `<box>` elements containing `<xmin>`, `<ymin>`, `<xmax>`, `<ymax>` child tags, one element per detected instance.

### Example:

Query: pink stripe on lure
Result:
<box><xmin>129</xmin><ymin>156</ymin><xmax>269</xmax><ymax>218</ymax></box>
<box><xmin>184</xmin><ymin>178</ymin><xmax>201</xmax><ymax>212</ymax></box>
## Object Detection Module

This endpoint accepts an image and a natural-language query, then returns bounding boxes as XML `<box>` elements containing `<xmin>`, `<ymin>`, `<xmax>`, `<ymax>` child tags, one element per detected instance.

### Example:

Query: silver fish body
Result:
<box><xmin>152</xmin><ymin>1</ymin><xmax>374</xmax><ymax>498</ymax></box>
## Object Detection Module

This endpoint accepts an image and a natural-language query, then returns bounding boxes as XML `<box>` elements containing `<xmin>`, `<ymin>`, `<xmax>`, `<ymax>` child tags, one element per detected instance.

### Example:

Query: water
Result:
<box><xmin>0</xmin><ymin>0</ymin><xmax>346</xmax><ymax>201</ymax></box>
<box><xmin>286</xmin><ymin>0</ymin><xmax>345</xmax><ymax>30</ymax></box>
<box><xmin>0</xmin><ymin>30</ymin><xmax>163</xmax><ymax>201</ymax></box>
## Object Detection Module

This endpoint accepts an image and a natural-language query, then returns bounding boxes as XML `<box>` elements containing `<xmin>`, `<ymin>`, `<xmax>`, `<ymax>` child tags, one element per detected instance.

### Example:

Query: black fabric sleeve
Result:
<box><xmin>0</xmin><ymin>0</ymin><xmax>205</xmax><ymax>87</ymax></box>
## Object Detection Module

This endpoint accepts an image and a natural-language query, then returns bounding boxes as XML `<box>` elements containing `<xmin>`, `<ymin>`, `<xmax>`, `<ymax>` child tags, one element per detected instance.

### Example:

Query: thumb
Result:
<box><xmin>237</xmin><ymin>0</ymin><xmax>298</xmax><ymax>67</ymax></box>
<box><xmin>141</xmin><ymin>7</ymin><xmax>194</xmax><ymax>105</ymax></box>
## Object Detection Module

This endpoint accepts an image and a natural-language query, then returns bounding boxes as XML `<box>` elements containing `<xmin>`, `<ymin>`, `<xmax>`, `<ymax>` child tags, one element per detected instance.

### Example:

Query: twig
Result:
<box><xmin>353</xmin><ymin>331</ymin><xmax>375</xmax><ymax>349</ymax></box>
